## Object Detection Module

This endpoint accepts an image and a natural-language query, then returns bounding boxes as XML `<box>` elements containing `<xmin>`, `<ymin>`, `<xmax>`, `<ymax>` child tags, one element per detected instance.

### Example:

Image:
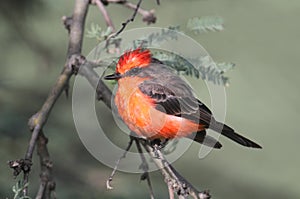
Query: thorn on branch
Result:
<box><xmin>62</xmin><ymin>15</ymin><xmax>73</xmax><ymax>33</ymax></box>
<box><xmin>64</xmin><ymin>54</ymin><xmax>86</xmax><ymax>98</ymax></box>
<box><xmin>64</xmin><ymin>83</ymin><xmax>69</xmax><ymax>99</ymax></box>
<box><xmin>67</xmin><ymin>54</ymin><xmax>86</xmax><ymax>75</ymax></box>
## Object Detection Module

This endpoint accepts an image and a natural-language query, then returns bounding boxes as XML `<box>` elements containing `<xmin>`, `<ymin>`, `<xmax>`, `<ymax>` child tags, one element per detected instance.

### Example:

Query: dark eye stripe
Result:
<box><xmin>125</xmin><ymin>67</ymin><xmax>142</xmax><ymax>76</ymax></box>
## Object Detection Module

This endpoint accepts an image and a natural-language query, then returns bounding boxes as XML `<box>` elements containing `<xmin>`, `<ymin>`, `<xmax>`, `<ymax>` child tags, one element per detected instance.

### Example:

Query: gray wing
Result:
<box><xmin>137</xmin><ymin>64</ymin><xmax>213</xmax><ymax>126</ymax></box>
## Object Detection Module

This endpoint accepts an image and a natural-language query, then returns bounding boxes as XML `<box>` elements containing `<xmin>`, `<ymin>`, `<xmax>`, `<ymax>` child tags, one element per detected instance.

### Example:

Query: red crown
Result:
<box><xmin>116</xmin><ymin>48</ymin><xmax>152</xmax><ymax>74</ymax></box>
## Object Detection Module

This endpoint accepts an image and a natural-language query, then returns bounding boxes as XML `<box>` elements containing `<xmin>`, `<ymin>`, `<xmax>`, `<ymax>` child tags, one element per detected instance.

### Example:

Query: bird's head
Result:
<box><xmin>104</xmin><ymin>48</ymin><xmax>152</xmax><ymax>80</ymax></box>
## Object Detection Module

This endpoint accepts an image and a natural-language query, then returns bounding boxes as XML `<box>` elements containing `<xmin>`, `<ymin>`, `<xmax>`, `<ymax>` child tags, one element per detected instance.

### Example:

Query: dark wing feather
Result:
<box><xmin>136</xmin><ymin>63</ymin><xmax>212</xmax><ymax>121</ymax></box>
<box><xmin>138</xmin><ymin>80</ymin><xmax>212</xmax><ymax>126</ymax></box>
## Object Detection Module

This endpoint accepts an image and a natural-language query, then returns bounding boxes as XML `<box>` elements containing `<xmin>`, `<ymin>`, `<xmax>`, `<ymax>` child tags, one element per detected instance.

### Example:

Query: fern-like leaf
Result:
<box><xmin>86</xmin><ymin>23</ymin><xmax>112</xmax><ymax>42</ymax></box>
<box><xmin>152</xmin><ymin>51</ymin><xmax>233</xmax><ymax>86</ymax></box>
<box><xmin>187</xmin><ymin>16</ymin><xmax>224</xmax><ymax>34</ymax></box>
<box><xmin>12</xmin><ymin>181</ymin><xmax>31</xmax><ymax>199</ymax></box>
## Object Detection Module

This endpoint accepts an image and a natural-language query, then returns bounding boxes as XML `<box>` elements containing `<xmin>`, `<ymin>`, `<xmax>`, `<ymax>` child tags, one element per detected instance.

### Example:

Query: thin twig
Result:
<box><xmin>108</xmin><ymin>0</ymin><xmax>156</xmax><ymax>25</ymax></box>
<box><xmin>122</xmin><ymin>1</ymin><xmax>156</xmax><ymax>24</ymax></box>
<box><xmin>106</xmin><ymin>136</ymin><xmax>134</xmax><ymax>189</ymax></box>
<box><xmin>107</xmin><ymin>0</ymin><xmax>142</xmax><ymax>40</ymax></box>
<box><xmin>134</xmin><ymin>138</ymin><xmax>155</xmax><ymax>199</ymax></box>
<box><xmin>92</xmin><ymin>0</ymin><xmax>116</xmax><ymax>32</ymax></box>
<box><xmin>104</xmin><ymin>0</ymin><xmax>156</xmax><ymax>53</ymax></box>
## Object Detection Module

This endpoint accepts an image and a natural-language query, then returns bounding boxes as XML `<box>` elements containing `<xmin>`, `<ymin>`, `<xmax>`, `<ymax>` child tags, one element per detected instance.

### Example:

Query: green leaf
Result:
<box><xmin>152</xmin><ymin>51</ymin><xmax>233</xmax><ymax>86</ymax></box>
<box><xmin>11</xmin><ymin>181</ymin><xmax>32</xmax><ymax>199</ymax></box>
<box><xmin>187</xmin><ymin>16</ymin><xmax>224</xmax><ymax>34</ymax></box>
<box><xmin>216</xmin><ymin>62</ymin><xmax>235</xmax><ymax>73</ymax></box>
<box><xmin>86</xmin><ymin>23</ymin><xmax>113</xmax><ymax>42</ymax></box>
<box><xmin>132</xmin><ymin>26</ymin><xmax>180</xmax><ymax>49</ymax></box>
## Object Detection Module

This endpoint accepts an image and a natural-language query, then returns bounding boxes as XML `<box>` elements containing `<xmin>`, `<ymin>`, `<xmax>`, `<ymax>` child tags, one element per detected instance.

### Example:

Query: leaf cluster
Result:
<box><xmin>11</xmin><ymin>181</ymin><xmax>31</xmax><ymax>199</ymax></box>
<box><xmin>187</xmin><ymin>16</ymin><xmax>224</xmax><ymax>34</ymax></box>
<box><xmin>88</xmin><ymin>17</ymin><xmax>234</xmax><ymax>86</ymax></box>
<box><xmin>86</xmin><ymin>23</ymin><xmax>113</xmax><ymax>42</ymax></box>
<box><xmin>153</xmin><ymin>51</ymin><xmax>234</xmax><ymax>86</ymax></box>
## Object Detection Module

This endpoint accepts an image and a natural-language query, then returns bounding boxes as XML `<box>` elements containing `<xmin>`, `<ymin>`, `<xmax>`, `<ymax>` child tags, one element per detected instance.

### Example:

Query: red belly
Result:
<box><xmin>115</xmin><ymin>77</ymin><xmax>204</xmax><ymax>139</ymax></box>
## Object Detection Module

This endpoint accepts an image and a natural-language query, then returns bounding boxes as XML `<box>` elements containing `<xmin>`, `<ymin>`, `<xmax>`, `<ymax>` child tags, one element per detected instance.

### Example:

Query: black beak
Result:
<box><xmin>104</xmin><ymin>73</ymin><xmax>121</xmax><ymax>80</ymax></box>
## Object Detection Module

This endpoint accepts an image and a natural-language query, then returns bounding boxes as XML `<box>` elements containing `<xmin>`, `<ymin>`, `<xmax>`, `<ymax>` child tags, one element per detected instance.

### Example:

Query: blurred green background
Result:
<box><xmin>1</xmin><ymin>0</ymin><xmax>299</xmax><ymax>198</ymax></box>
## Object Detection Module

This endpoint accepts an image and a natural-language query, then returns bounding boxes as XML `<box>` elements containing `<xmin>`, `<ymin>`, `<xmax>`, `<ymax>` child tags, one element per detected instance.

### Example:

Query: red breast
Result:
<box><xmin>115</xmin><ymin>76</ymin><xmax>205</xmax><ymax>139</ymax></box>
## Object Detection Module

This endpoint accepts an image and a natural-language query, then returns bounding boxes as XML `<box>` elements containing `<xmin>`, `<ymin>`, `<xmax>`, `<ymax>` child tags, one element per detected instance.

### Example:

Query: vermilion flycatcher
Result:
<box><xmin>105</xmin><ymin>48</ymin><xmax>261</xmax><ymax>149</ymax></box>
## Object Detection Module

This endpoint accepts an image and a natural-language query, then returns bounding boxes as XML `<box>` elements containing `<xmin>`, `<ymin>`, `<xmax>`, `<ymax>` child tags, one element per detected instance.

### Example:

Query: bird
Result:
<box><xmin>104</xmin><ymin>48</ymin><xmax>262</xmax><ymax>149</ymax></box>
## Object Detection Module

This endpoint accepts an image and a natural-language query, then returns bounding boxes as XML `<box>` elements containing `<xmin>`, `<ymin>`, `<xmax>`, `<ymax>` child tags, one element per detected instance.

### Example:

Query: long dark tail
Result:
<box><xmin>211</xmin><ymin>121</ymin><xmax>262</xmax><ymax>148</ymax></box>
<box><xmin>188</xmin><ymin>130</ymin><xmax>223</xmax><ymax>149</ymax></box>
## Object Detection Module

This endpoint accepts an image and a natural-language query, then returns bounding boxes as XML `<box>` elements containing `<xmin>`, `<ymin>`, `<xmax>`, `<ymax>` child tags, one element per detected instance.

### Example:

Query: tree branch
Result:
<box><xmin>78</xmin><ymin>60</ymin><xmax>112</xmax><ymax>108</ymax></box>
<box><xmin>108</xmin><ymin>0</ymin><xmax>156</xmax><ymax>25</ymax></box>
<box><xmin>134</xmin><ymin>138</ymin><xmax>154</xmax><ymax>199</ymax></box>
<box><xmin>9</xmin><ymin>0</ymin><xmax>90</xmax><ymax>197</ymax></box>
<box><xmin>67</xmin><ymin>0</ymin><xmax>89</xmax><ymax>56</ymax></box>
<box><xmin>121</xmin><ymin>1</ymin><xmax>156</xmax><ymax>24</ymax></box>
<box><xmin>141</xmin><ymin>141</ymin><xmax>211</xmax><ymax>199</ymax></box>
<box><xmin>106</xmin><ymin>0</ymin><xmax>143</xmax><ymax>47</ymax></box>
<box><xmin>35</xmin><ymin>131</ymin><xmax>55</xmax><ymax>199</ymax></box>
<box><xmin>92</xmin><ymin>0</ymin><xmax>116</xmax><ymax>32</ymax></box>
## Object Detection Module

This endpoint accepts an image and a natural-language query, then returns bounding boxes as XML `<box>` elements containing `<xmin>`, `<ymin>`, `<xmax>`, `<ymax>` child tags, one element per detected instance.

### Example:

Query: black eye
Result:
<box><xmin>125</xmin><ymin>67</ymin><xmax>141</xmax><ymax>77</ymax></box>
<box><xmin>131</xmin><ymin>67</ymin><xmax>140</xmax><ymax>73</ymax></box>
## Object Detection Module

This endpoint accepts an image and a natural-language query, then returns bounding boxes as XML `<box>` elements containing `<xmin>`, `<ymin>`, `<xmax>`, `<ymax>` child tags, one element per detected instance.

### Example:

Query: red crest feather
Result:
<box><xmin>116</xmin><ymin>48</ymin><xmax>152</xmax><ymax>74</ymax></box>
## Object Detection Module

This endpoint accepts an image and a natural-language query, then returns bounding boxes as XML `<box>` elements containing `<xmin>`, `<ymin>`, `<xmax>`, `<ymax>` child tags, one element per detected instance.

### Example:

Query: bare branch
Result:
<box><xmin>121</xmin><ymin>1</ymin><xmax>156</xmax><ymax>24</ymax></box>
<box><xmin>108</xmin><ymin>0</ymin><xmax>156</xmax><ymax>25</ymax></box>
<box><xmin>134</xmin><ymin>138</ymin><xmax>155</xmax><ymax>199</ymax></box>
<box><xmin>25</xmin><ymin>0</ymin><xmax>89</xmax><ymax>160</ymax></box>
<box><xmin>92</xmin><ymin>0</ymin><xmax>116</xmax><ymax>32</ymax></box>
<box><xmin>168</xmin><ymin>184</ymin><xmax>175</xmax><ymax>199</ymax></box>
<box><xmin>78</xmin><ymin>60</ymin><xmax>112</xmax><ymax>108</ymax></box>
<box><xmin>8</xmin><ymin>0</ymin><xmax>90</xmax><ymax>197</ymax></box>
<box><xmin>106</xmin><ymin>136</ymin><xmax>134</xmax><ymax>189</ymax></box>
<box><xmin>67</xmin><ymin>0</ymin><xmax>89</xmax><ymax>56</ymax></box>
<box><xmin>108</xmin><ymin>0</ymin><xmax>142</xmax><ymax>40</ymax></box>
<box><xmin>35</xmin><ymin>131</ymin><xmax>55</xmax><ymax>199</ymax></box>
<box><xmin>141</xmin><ymin>141</ymin><xmax>211</xmax><ymax>199</ymax></box>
